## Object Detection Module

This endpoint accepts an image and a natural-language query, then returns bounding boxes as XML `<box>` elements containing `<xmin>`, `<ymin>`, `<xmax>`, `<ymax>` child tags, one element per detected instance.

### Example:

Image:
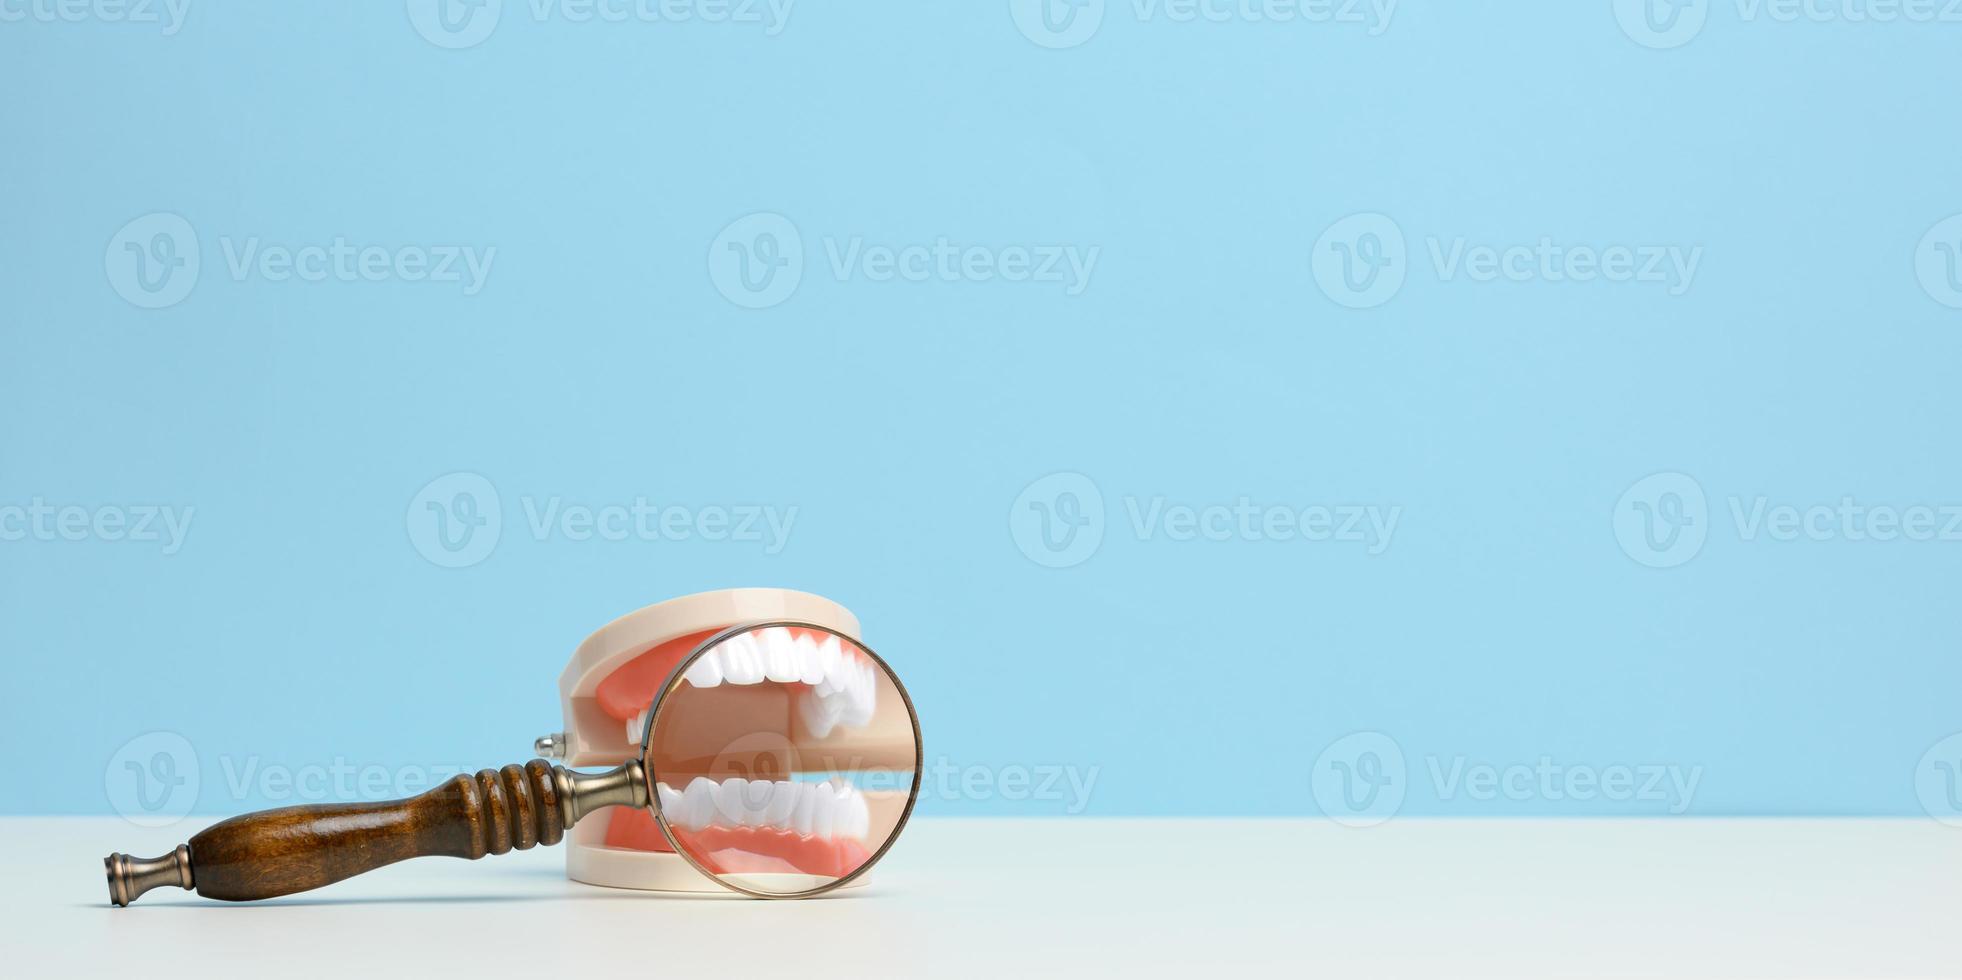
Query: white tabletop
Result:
<box><xmin>14</xmin><ymin>817</ymin><xmax>1959</xmax><ymax>978</ymax></box>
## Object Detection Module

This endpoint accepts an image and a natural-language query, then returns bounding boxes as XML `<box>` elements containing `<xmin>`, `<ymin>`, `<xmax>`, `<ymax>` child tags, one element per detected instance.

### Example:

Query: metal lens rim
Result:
<box><xmin>638</xmin><ymin>619</ymin><xmax>924</xmax><ymax>899</ymax></box>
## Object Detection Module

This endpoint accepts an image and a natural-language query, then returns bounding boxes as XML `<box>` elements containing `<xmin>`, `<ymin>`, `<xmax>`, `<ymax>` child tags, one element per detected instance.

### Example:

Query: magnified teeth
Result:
<box><xmin>654</xmin><ymin>777</ymin><xmax>871</xmax><ymax>841</ymax></box>
<box><xmin>795</xmin><ymin>632</ymin><xmax>826</xmax><ymax>685</ymax></box>
<box><xmin>760</xmin><ymin>627</ymin><xmax>800</xmax><ymax>683</ymax></box>
<box><xmin>764</xmin><ymin>780</ymin><xmax>798</xmax><ymax>826</ymax></box>
<box><xmin>724</xmin><ymin>634</ymin><xmax>763</xmax><ymax>685</ymax></box>
<box><xmin>682</xmin><ymin>777</ymin><xmax>718</xmax><ymax>827</ymax></box>
<box><xmin>642</xmin><ymin>629</ymin><xmax>879</xmax><ymax>742</ymax></box>
<box><xmin>683</xmin><ymin>653</ymin><xmax>723</xmax><ymax>688</ymax></box>
<box><xmin>712</xmin><ymin>779</ymin><xmax>750</xmax><ymax>827</ymax></box>
<box><xmin>811</xmin><ymin>786</ymin><xmax>836</xmax><ymax>840</ymax></box>
<box><xmin>843</xmin><ymin>784</ymin><xmax>870</xmax><ymax>840</ymax></box>
<box><xmin>791</xmin><ymin>782</ymin><xmax>817</xmax><ymax>836</ymax></box>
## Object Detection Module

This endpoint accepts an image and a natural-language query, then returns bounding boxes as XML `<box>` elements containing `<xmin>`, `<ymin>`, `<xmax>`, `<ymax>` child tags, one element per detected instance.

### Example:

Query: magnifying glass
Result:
<box><xmin>104</xmin><ymin>622</ymin><xmax>922</xmax><ymax>904</ymax></box>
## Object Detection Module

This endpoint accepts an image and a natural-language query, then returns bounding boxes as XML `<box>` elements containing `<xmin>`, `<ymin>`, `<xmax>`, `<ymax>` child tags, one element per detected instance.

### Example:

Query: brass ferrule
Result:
<box><xmin>104</xmin><ymin>844</ymin><xmax>194</xmax><ymax>907</ymax></box>
<box><xmin>554</xmin><ymin>760</ymin><xmax>648</xmax><ymax>827</ymax></box>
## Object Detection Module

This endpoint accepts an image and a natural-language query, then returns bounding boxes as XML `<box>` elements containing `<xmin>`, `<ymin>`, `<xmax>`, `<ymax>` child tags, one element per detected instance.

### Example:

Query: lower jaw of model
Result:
<box><xmin>551</xmin><ymin>589</ymin><xmax>887</xmax><ymax>892</ymax></box>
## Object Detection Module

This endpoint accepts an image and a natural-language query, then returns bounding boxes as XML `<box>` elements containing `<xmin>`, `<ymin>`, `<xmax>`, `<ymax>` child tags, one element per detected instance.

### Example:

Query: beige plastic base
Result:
<box><xmin>555</xmin><ymin>588</ymin><xmax>862</xmax><ymax>892</ymax></box>
<box><xmin>565</xmin><ymin>811</ymin><xmax>725</xmax><ymax>892</ymax></box>
<box><xmin>566</xmin><ymin>812</ymin><xmax>867</xmax><ymax>893</ymax></box>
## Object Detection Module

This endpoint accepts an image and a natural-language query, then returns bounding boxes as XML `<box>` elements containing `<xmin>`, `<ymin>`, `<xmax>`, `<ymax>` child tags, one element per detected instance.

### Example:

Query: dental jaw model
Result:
<box><xmin>544</xmin><ymin>588</ymin><xmax>915</xmax><ymax>893</ymax></box>
<box><xmin>104</xmin><ymin>589</ymin><xmax>921</xmax><ymax>904</ymax></box>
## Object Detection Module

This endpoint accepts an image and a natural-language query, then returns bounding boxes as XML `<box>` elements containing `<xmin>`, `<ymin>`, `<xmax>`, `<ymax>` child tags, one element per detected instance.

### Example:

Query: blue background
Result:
<box><xmin>3</xmin><ymin>1</ymin><xmax>1958</xmax><ymax>819</ymax></box>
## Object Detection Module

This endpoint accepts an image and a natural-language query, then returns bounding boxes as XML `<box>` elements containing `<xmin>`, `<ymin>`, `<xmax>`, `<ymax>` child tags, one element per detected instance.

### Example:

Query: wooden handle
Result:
<box><xmin>107</xmin><ymin>760</ymin><xmax>579</xmax><ymax>904</ymax></box>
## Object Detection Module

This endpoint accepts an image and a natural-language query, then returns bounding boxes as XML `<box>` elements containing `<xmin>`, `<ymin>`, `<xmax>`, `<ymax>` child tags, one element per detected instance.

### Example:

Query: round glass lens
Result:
<box><xmin>643</xmin><ymin>623</ymin><xmax>920</xmax><ymax>896</ymax></box>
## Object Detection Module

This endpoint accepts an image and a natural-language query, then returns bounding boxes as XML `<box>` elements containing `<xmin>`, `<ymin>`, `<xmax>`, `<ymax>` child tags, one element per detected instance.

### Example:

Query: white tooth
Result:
<box><xmin>760</xmin><ymin>627</ymin><xmax>799</xmax><ymax>683</ymax></box>
<box><xmin>683</xmin><ymin>654</ymin><xmax>724</xmax><ymax>688</ymax></box>
<box><xmin>798</xmin><ymin>691</ymin><xmax>832</xmax><ymax>739</ymax></box>
<box><xmin>795</xmin><ymin>632</ymin><xmax>825</xmax><ymax>685</ymax></box>
<box><xmin>764</xmin><ymin>780</ymin><xmax>797</xmax><ymax>827</ymax></box>
<box><xmin>821</xmin><ymin>650</ymin><xmax>854</xmax><ymax>695</ymax></box>
<box><xmin>740</xmin><ymin>780</ymin><xmax>775</xmax><ymax>827</ymax></box>
<box><xmin>682</xmin><ymin>777</ymin><xmax>719</xmax><ymax>830</ymax></box>
<box><xmin>810</xmin><ymin>783</ymin><xmax>837</xmax><ymax>840</ymax></box>
<box><xmin>657</xmin><ymin>782</ymin><xmax>683</xmax><ymax>817</ymax></box>
<box><xmin>816</xmin><ymin>637</ymin><xmax>843</xmax><ymax>687</ymax></box>
<box><xmin>845</xmin><ymin>787</ymin><xmax>870</xmax><ymax>840</ymax></box>
<box><xmin>844</xmin><ymin>665</ymin><xmax>877</xmax><ymax>727</ymax></box>
<box><xmin>626</xmin><ymin>714</ymin><xmax>638</xmax><ymax>744</ymax></box>
<box><xmin>712</xmin><ymin>777</ymin><xmax>750</xmax><ymax>828</ymax></box>
<box><xmin>721</xmin><ymin>634</ymin><xmax>763</xmax><ymax>684</ymax></box>
<box><xmin>791</xmin><ymin>782</ymin><xmax>817</xmax><ymax>836</ymax></box>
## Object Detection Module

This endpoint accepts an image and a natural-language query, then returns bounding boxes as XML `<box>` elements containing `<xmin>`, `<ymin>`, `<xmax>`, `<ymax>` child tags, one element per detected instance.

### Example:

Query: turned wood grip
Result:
<box><xmin>105</xmin><ymin>760</ymin><xmax>567</xmax><ymax>904</ymax></box>
<box><xmin>188</xmin><ymin>760</ymin><xmax>565</xmax><ymax>901</ymax></box>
